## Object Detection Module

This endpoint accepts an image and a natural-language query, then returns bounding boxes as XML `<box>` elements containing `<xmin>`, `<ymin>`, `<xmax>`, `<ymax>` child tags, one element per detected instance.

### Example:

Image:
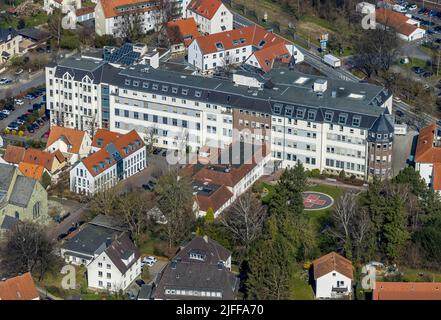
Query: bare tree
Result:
<box><xmin>220</xmin><ymin>191</ymin><xmax>267</xmax><ymax>251</ymax></box>
<box><xmin>47</xmin><ymin>8</ymin><xmax>64</xmax><ymax>48</ymax></box>
<box><xmin>143</xmin><ymin>126</ymin><xmax>158</xmax><ymax>155</ymax></box>
<box><xmin>88</xmin><ymin>186</ymin><xmax>122</xmax><ymax>218</ymax></box>
<box><xmin>0</xmin><ymin>221</ymin><xmax>59</xmax><ymax>280</ymax></box>
<box><xmin>120</xmin><ymin>13</ymin><xmax>144</xmax><ymax>42</ymax></box>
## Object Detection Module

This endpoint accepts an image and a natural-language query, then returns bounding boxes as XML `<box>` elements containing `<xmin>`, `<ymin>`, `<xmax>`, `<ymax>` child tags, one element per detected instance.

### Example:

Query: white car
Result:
<box><xmin>141</xmin><ymin>256</ymin><xmax>157</xmax><ymax>267</ymax></box>
<box><xmin>408</xmin><ymin>4</ymin><xmax>417</xmax><ymax>11</ymax></box>
<box><xmin>393</xmin><ymin>97</ymin><xmax>402</xmax><ymax>103</ymax></box>
<box><xmin>0</xmin><ymin>78</ymin><xmax>12</xmax><ymax>85</ymax></box>
<box><xmin>15</xmin><ymin>99</ymin><xmax>24</xmax><ymax>105</ymax></box>
<box><xmin>1</xmin><ymin>109</ymin><xmax>11</xmax><ymax>115</ymax></box>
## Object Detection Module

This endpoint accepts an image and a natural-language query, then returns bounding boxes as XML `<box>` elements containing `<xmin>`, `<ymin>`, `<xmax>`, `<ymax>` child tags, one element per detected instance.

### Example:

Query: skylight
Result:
<box><xmin>348</xmin><ymin>93</ymin><xmax>365</xmax><ymax>99</ymax></box>
<box><xmin>294</xmin><ymin>77</ymin><xmax>309</xmax><ymax>84</ymax></box>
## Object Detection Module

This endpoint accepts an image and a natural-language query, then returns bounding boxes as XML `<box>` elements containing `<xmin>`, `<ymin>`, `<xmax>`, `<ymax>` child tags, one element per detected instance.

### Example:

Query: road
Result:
<box><xmin>0</xmin><ymin>70</ymin><xmax>45</xmax><ymax>100</ymax></box>
<box><xmin>48</xmin><ymin>197</ymin><xmax>88</xmax><ymax>241</ymax></box>
<box><xmin>233</xmin><ymin>12</ymin><xmax>439</xmax><ymax>128</ymax></box>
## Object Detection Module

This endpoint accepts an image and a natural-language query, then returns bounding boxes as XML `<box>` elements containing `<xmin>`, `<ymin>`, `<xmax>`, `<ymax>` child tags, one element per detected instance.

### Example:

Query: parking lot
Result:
<box><xmin>0</xmin><ymin>88</ymin><xmax>50</xmax><ymax>142</ymax></box>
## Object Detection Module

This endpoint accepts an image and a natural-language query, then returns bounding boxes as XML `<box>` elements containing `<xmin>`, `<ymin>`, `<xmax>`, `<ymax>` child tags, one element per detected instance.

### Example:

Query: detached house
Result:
<box><xmin>166</xmin><ymin>17</ymin><xmax>201</xmax><ymax>53</ymax></box>
<box><xmin>0</xmin><ymin>28</ymin><xmax>20</xmax><ymax>64</ymax></box>
<box><xmin>375</xmin><ymin>8</ymin><xmax>425</xmax><ymax>41</ymax></box>
<box><xmin>95</xmin><ymin>0</ymin><xmax>161</xmax><ymax>37</ymax></box>
<box><xmin>45</xmin><ymin>126</ymin><xmax>92</xmax><ymax>164</ymax></box>
<box><xmin>154</xmin><ymin>235</ymin><xmax>238</xmax><ymax>299</ymax></box>
<box><xmin>188</xmin><ymin>25</ymin><xmax>304</xmax><ymax>74</ymax></box>
<box><xmin>0</xmin><ymin>273</ymin><xmax>40</xmax><ymax>300</ymax></box>
<box><xmin>311</xmin><ymin>252</ymin><xmax>354</xmax><ymax>299</ymax></box>
<box><xmin>87</xmin><ymin>233</ymin><xmax>141</xmax><ymax>292</ymax></box>
<box><xmin>69</xmin><ymin>129</ymin><xmax>146</xmax><ymax>194</ymax></box>
<box><xmin>185</xmin><ymin>0</ymin><xmax>233</xmax><ymax>35</ymax></box>
<box><xmin>415</xmin><ymin>124</ymin><xmax>441</xmax><ymax>194</ymax></box>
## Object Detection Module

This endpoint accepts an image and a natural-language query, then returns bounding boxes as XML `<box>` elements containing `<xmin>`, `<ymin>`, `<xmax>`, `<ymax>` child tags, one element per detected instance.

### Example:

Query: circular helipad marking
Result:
<box><xmin>303</xmin><ymin>191</ymin><xmax>334</xmax><ymax>211</ymax></box>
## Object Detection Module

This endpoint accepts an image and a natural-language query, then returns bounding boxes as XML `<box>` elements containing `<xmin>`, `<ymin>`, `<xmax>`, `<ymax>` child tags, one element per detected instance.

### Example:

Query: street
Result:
<box><xmin>0</xmin><ymin>70</ymin><xmax>45</xmax><ymax>100</ymax></box>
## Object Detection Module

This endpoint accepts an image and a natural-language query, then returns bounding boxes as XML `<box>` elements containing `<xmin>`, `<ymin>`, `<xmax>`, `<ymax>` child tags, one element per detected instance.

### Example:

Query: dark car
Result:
<box><xmin>32</xmin><ymin>121</ymin><xmax>40</xmax><ymax>129</ymax></box>
<box><xmin>423</xmin><ymin>71</ymin><xmax>433</xmax><ymax>78</ymax></box>
<box><xmin>412</xmin><ymin>66</ymin><xmax>425</xmax><ymax>74</ymax></box>
<box><xmin>0</xmin><ymin>113</ymin><xmax>6</xmax><ymax>120</ymax></box>
<box><xmin>27</xmin><ymin>125</ymin><xmax>35</xmax><ymax>133</ymax></box>
<box><xmin>153</xmin><ymin>148</ymin><xmax>161</xmax><ymax>155</ymax></box>
<box><xmin>4</xmin><ymin>105</ymin><xmax>15</xmax><ymax>111</ymax></box>
<box><xmin>67</xmin><ymin>226</ymin><xmax>77</xmax><ymax>234</ymax></box>
<box><xmin>75</xmin><ymin>221</ymin><xmax>86</xmax><ymax>228</ymax></box>
<box><xmin>161</xmin><ymin>150</ymin><xmax>167</xmax><ymax>157</ymax></box>
<box><xmin>396</xmin><ymin>110</ymin><xmax>404</xmax><ymax>117</ymax></box>
<box><xmin>135</xmin><ymin>279</ymin><xmax>145</xmax><ymax>287</ymax></box>
<box><xmin>57</xmin><ymin>233</ymin><xmax>68</xmax><ymax>241</ymax></box>
<box><xmin>36</xmin><ymin>118</ymin><xmax>44</xmax><ymax>126</ymax></box>
<box><xmin>142</xmin><ymin>184</ymin><xmax>152</xmax><ymax>190</ymax></box>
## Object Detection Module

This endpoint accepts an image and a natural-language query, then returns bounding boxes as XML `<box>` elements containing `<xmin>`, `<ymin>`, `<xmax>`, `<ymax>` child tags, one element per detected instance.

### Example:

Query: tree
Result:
<box><xmin>205</xmin><ymin>208</ymin><xmax>215</xmax><ymax>223</ymax></box>
<box><xmin>219</xmin><ymin>191</ymin><xmax>267</xmax><ymax>251</ymax></box>
<box><xmin>155</xmin><ymin>169</ymin><xmax>194</xmax><ymax>251</ymax></box>
<box><xmin>120</xmin><ymin>13</ymin><xmax>144</xmax><ymax>42</ymax></box>
<box><xmin>143</xmin><ymin>126</ymin><xmax>158</xmax><ymax>155</ymax></box>
<box><xmin>0</xmin><ymin>221</ymin><xmax>59</xmax><ymax>280</ymax></box>
<box><xmin>47</xmin><ymin>8</ymin><xmax>64</xmax><ymax>48</ymax></box>
<box><xmin>246</xmin><ymin>238</ymin><xmax>292</xmax><ymax>300</ymax></box>
<box><xmin>88</xmin><ymin>186</ymin><xmax>121</xmax><ymax>218</ymax></box>
<box><xmin>94</xmin><ymin>35</ymin><xmax>117</xmax><ymax>48</ymax></box>
<box><xmin>17</xmin><ymin>18</ymin><xmax>26</xmax><ymax>29</ymax></box>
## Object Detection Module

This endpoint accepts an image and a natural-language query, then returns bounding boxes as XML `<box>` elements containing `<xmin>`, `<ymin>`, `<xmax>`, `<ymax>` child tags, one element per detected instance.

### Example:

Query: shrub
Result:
<box><xmin>308</xmin><ymin>169</ymin><xmax>321</xmax><ymax>178</ymax></box>
<box><xmin>18</xmin><ymin>130</ymin><xmax>24</xmax><ymax>136</ymax></box>
<box><xmin>205</xmin><ymin>208</ymin><xmax>214</xmax><ymax>223</ymax></box>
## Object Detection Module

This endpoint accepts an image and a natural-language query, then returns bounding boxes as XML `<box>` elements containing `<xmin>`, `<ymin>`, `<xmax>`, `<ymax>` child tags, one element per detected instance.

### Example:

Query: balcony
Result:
<box><xmin>331</xmin><ymin>286</ymin><xmax>349</xmax><ymax>294</ymax></box>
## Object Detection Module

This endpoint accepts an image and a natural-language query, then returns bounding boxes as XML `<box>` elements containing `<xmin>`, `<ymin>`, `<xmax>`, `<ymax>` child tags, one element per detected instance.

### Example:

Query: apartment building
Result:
<box><xmin>188</xmin><ymin>25</ymin><xmax>305</xmax><ymax>73</ymax></box>
<box><xmin>48</xmin><ymin>56</ymin><xmax>394</xmax><ymax>180</ymax></box>
<box><xmin>95</xmin><ymin>0</ymin><xmax>161</xmax><ymax>37</ymax></box>
<box><xmin>0</xmin><ymin>28</ymin><xmax>20</xmax><ymax>64</ymax></box>
<box><xmin>69</xmin><ymin>129</ymin><xmax>146</xmax><ymax>194</ymax></box>
<box><xmin>185</xmin><ymin>0</ymin><xmax>233</xmax><ymax>35</ymax></box>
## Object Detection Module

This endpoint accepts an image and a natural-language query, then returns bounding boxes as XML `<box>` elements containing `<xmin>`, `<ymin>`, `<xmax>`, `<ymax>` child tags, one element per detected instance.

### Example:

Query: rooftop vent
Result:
<box><xmin>331</xmin><ymin>91</ymin><xmax>337</xmax><ymax>98</ymax></box>
<box><xmin>313</xmin><ymin>79</ymin><xmax>328</xmax><ymax>93</ymax></box>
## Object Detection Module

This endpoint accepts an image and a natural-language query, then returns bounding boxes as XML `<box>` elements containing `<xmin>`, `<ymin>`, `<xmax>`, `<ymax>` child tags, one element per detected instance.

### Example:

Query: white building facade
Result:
<box><xmin>185</xmin><ymin>0</ymin><xmax>233</xmax><ymax>34</ymax></box>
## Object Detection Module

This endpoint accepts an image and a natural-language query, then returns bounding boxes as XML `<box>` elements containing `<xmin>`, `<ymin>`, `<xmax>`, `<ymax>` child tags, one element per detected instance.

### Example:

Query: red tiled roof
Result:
<box><xmin>196</xmin><ymin>185</ymin><xmax>233</xmax><ymax>213</ymax></box>
<box><xmin>193</xmin><ymin>25</ymin><xmax>287</xmax><ymax>55</ymax></box>
<box><xmin>75</xmin><ymin>5</ymin><xmax>96</xmax><ymax>17</ymax></box>
<box><xmin>99</xmin><ymin>0</ymin><xmax>159</xmax><ymax>18</ymax></box>
<box><xmin>83</xmin><ymin>130</ymin><xmax>144</xmax><ymax>177</ymax></box>
<box><xmin>91</xmin><ymin>129</ymin><xmax>121</xmax><ymax>149</ymax></box>
<box><xmin>18</xmin><ymin>162</ymin><xmax>45</xmax><ymax>181</ymax></box>
<box><xmin>4</xmin><ymin>145</ymin><xmax>65</xmax><ymax>172</ymax></box>
<box><xmin>187</xmin><ymin>0</ymin><xmax>223</xmax><ymax>20</ymax></box>
<box><xmin>375</xmin><ymin>8</ymin><xmax>419</xmax><ymax>36</ymax></box>
<box><xmin>373</xmin><ymin>282</ymin><xmax>441</xmax><ymax>300</ymax></box>
<box><xmin>0</xmin><ymin>273</ymin><xmax>39</xmax><ymax>300</ymax></box>
<box><xmin>252</xmin><ymin>42</ymin><xmax>290</xmax><ymax>72</ymax></box>
<box><xmin>312</xmin><ymin>252</ymin><xmax>354</xmax><ymax>280</ymax></box>
<box><xmin>3</xmin><ymin>145</ymin><xmax>26</xmax><ymax>164</ymax></box>
<box><xmin>415</xmin><ymin>124</ymin><xmax>441</xmax><ymax>163</ymax></box>
<box><xmin>167</xmin><ymin>18</ymin><xmax>201</xmax><ymax>46</ymax></box>
<box><xmin>46</xmin><ymin>126</ymin><xmax>87</xmax><ymax>154</ymax></box>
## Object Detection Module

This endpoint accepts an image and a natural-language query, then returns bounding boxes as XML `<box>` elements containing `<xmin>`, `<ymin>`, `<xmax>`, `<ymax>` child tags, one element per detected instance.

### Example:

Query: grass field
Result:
<box><xmin>0</xmin><ymin>12</ymin><xmax>48</xmax><ymax>29</ymax></box>
<box><xmin>290</xmin><ymin>264</ymin><xmax>314</xmax><ymax>300</ymax></box>
<box><xmin>303</xmin><ymin>184</ymin><xmax>343</xmax><ymax>229</ymax></box>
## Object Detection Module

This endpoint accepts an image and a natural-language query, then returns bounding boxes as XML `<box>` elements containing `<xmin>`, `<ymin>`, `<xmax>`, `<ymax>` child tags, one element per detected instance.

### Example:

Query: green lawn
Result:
<box><xmin>290</xmin><ymin>264</ymin><xmax>314</xmax><ymax>300</ymax></box>
<box><xmin>303</xmin><ymin>184</ymin><xmax>343</xmax><ymax>229</ymax></box>
<box><xmin>0</xmin><ymin>12</ymin><xmax>48</xmax><ymax>29</ymax></box>
<box><xmin>398</xmin><ymin>57</ymin><xmax>430</xmax><ymax>70</ymax></box>
<box><xmin>401</xmin><ymin>267</ymin><xmax>441</xmax><ymax>282</ymax></box>
<box><xmin>300</xmin><ymin>15</ymin><xmax>337</xmax><ymax>32</ymax></box>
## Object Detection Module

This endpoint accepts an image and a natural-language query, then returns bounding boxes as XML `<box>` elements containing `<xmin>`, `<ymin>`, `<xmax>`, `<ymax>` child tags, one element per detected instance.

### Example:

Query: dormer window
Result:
<box><xmin>189</xmin><ymin>249</ymin><xmax>206</xmax><ymax>261</ymax></box>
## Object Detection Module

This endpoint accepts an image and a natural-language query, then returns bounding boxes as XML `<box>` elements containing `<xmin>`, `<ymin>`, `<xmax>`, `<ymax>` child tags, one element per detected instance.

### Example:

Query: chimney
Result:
<box><xmin>105</xmin><ymin>237</ymin><xmax>112</xmax><ymax>247</ymax></box>
<box><xmin>203</xmin><ymin>235</ymin><xmax>209</xmax><ymax>243</ymax></box>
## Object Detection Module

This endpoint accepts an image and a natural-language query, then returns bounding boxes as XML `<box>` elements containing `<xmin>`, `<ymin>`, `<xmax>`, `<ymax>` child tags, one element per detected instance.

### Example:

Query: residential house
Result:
<box><xmin>183</xmin><ymin>142</ymin><xmax>271</xmax><ymax>217</ymax></box>
<box><xmin>415</xmin><ymin>123</ymin><xmax>441</xmax><ymax>194</ymax></box>
<box><xmin>154</xmin><ymin>235</ymin><xmax>238</xmax><ymax>299</ymax></box>
<box><xmin>373</xmin><ymin>282</ymin><xmax>441</xmax><ymax>300</ymax></box>
<box><xmin>76</xmin><ymin>5</ymin><xmax>96</xmax><ymax>23</ymax></box>
<box><xmin>16</xmin><ymin>28</ymin><xmax>51</xmax><ymax>54</ymax></box>
<box><xmin>166</xmin><ymin>18</ymin><xmax>201</xmax><ymax>54</ymax></box>
<box><xmin>0</xmin><ymin>273</ymin><xmax>40</xmax><ymax>300</ymax></box>
<box><xmin>87</xmin><ymin>232</ymin><xmax>141</xmax><ymax>292</ymax></box>
<box><xmin>311</xmin><ymin>252</ymin><xmax>354</xmax><ymax>299</ymax></box>
<box><xmin>45</xmin><ymin>126</ymin><xmax>92</xmax><ymax>164</ymax></box>
<box><xmin>69</xmin><ymin>129</ymin><xmax>146</xmax><ymax>194</ymax></box>
<box><xmin>188</xmin><ymin>25</ymin><xmax>304</xmax><ymax>73</ymax></box>
<box><xmin>94</xmin><ymin>0</ymin><xmax>161</xmax><ymax>37</ymax></box>
<box><xmin>18</xmin><ymin>162</ymin><xmax>49</xmax><ymax>183</ymax></box>
<box><xmin>185</xmin><ymin>0</ymin><xmax>233</xmax><ymax>35</ymax></box>
<box><xmin>3</xmin><ymin>145</ymin><xmax>67</xmax><ymax>175</ymax></box>
<box><xmin>0</xmin><ymin>163</ymin><xmax>50</xmax><ymax>228</ymax></box>
<box><xmin>375</xmin><ymin>8</ymin><xmax>425</xmax><ymax>41</ymax></box>
<box><xmin>0</xmin><ymin>28</ymin><xmax>20</xmax><ymax>64</ymax></box>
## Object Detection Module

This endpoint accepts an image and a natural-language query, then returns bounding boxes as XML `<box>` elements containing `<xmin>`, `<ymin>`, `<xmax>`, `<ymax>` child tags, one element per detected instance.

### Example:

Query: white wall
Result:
<box><xmin>315</xmin><ymin>271</ymin><xmax>352</xmax><ymax>299</ymax></box>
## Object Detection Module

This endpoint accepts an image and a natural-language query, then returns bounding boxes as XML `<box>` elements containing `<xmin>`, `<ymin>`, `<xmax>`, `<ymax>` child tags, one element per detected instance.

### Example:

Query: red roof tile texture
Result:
<box><xmin>375</xmin><ymin>8</ymin><xmax>418</xmax><ymax>36</ymax></box>
<box><xmin>4</xmin><ymin>145</ymin><xmax>65</xmax><ymax>172</ymax></box>
<box><xmin>186</xmin><ymin>0</ymin><xmax>222</xmax><ymax>20</ymax></box>
<box><xmin>46</xmin><ymin>126</ymin><xmax>87</xmax><ymax>154</ymax></box>
<box><xmin>167</xmin><ymin>18</ymin><xmax>201</xmax><ymax>46</ymax></box>
<box><xmin>99</xmin><ymin>0</ymin><xmax>158</xmax><ymax>18</ymax></box>
<box><xmin>312</xmin><ymin>252</ymin><xmax>354</xmax><ymax>280</ymax></box>
<box><xmin>0</xmin><ymin>273</ymin><xmax>39</xmax><ymax>300</ymax></box>
<box><xmin>373</xmin><ymin>282</ymin><xmax>441</xmax><ymax>300</ymax></box>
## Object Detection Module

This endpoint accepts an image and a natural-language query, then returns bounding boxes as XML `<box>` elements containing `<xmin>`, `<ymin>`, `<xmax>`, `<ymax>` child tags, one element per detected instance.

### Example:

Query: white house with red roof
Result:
<box><xmin>45</xmin><ymin>126</ymin><xmax>92</xmax><ymax>164</ymax></box>
<box><xmin>374</xmin><ymin>8</ymin><xmax>425</xmax><ymax>41</ymax></box>
<box><xmin>69</xmin><ymin>129</ymin><xmax>146</xmax><ymax>194</ymax></box>
<box><xmin>185</xmin><ymin>0</ymin><xmax>233</xmax><ymax>35</ymax></box>
<box><xmin>188</xmin><ymin>25</ymin><xmax>304</xmax><ymax>73</ymax></box>
<box><xmin>95</xmin><ymin>0</ymin><xmax>161</xmax><ymax>37</ymax></box>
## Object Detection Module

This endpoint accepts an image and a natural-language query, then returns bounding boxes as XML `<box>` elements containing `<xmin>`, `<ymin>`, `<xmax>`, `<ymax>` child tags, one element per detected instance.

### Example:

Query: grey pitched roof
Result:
<box><xmin>104</xmin><ymin>233</ymin><xmax>140</xmax><ymax>274</ymax></box>
<box><xmin>0</xmin><ymin>163</ymin><xmax>16</xmax><ymax>192</ymax></box>
<box><xmin>370</xmin><ymin>114</ymin><xmax>394</xmax><ymax>134</ymax></box>
<box><xmin>16</xmin><ymin>28</ymin><xmax>50</xmax><ymax>42</ymax></box>
<box><xmin>62</xmin><ymin>224</ymin><xmax>120</xmax><ymax>256</ymax></box>
<box><xmin>0</xmin><ymin>215</ymin><xmax>19</xmax><ymax>230</ymax></box>
<box><xmin>138</xmin><ymin>284</ymin><xmax>153</xmax><ymax>300</ymax></box>
<box><xmin>154</xmin><ymin>236</ymin><xmax>237</xmax><ymax>300</ymax></box>
<box><xmin>8</xmin><ymin>176</ymin><xmax>36</xmax><ymax>208</ymax></box>
<box><xmin>0</xmin><ymin>28</ymin><xmax>17</xmax><ymax>43</ymax></box>
<box><xmin>89</xmin><ymin>214</ymin><xmax>129</xmax><ymax>232</ymax></box>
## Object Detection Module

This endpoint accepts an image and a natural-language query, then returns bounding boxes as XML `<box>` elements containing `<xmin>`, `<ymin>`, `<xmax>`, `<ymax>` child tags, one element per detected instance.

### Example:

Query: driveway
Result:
<box><xmin>392</xmin><ymin>128</ymin><xmax>418</xmax><ymax>177</ymax></box>
<box><xmin>48</xmin><ymin>197</ymin><xmax>88</xmax><ymax>241</ymax></box>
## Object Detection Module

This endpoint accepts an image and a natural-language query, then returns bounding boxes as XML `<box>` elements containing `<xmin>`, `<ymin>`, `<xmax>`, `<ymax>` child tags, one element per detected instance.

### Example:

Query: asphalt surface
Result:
<box><xmin>0</xmin><ymin>71</ymin><xmax>45</xmax><ymax>100</ymax></box>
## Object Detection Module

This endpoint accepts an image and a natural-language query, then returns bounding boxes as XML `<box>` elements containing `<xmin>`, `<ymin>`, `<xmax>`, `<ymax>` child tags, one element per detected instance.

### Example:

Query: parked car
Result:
<box><xmin>141</xmin><ymin>256</ymin><xmax>157</xmax><ymax>268</ymax></box>
<box><xmin>135</xmin><ymin>279</ymin><xmax>145</xmax><ymax>287</ymax></box>
<box><xmin>423</xmin><ymin>71</ymin><xmax>433</xmax><ymax>78</ymax></box>
<box><xmin>6</xmin><ymin>123</ymin><xmax>19</xmax><ymax>131</ymax></box>
<box><xmin>396</xmin><ymin>110</ymin><xmax>404</xmax><ymax>117</ymax></box>
<box><xmin>57</xmin><ymin>233</ymin><xmax>68</xmax><ymax>241</ymax></box>
<box><xmin>0</xmin><ymin>113</ymin><xmax>7</xmax><ymax>120</ymax></box>
<box><xmin>54</xmin><ymin>212</ymin><xmax>71</xmax><ymax>224</ymax></box>
<box><xmin>0</xmin><ymin>78</ymin><xmax>12</xmax><ymax>85</ymax></box>
<box><xmin>407</xmin><ymin>4</ymin><xmax>417</xmax><ymax>10</ymax></box>
<box><xmin>15</xmin><ymin>68</ymin><xmax>23</xmax><ymax>75</ymax></box>
<box><xmin>412</xmin><ymin>66</ymin><xmax>425</xmax><ymax>74</ymax></box>
<box><xmin>1</xmin><ymin>109</ymin><xmax>11</xmax><ymax>115</ymax></box>
<box><xmin>15</xmin><ymin>99</ymin><xmax>24</xmax><ymax>105</ymax></box>
<box><xmin>67</xmin><ymin>226</ymin><xmax>77</xmax><ymax>234</ymax></box>
<box><xmin>24</xmin><ymin>94</ymin><xmax>35</xmax><ymax>100</ymax></box>
<box><xmin>27</xmin><ymin>125</ymin><xmax>35</xmax><ymax>133</ymax></box>
<box><xmin>16</xmin><ymin>119</ymin><xmax>25</xmax><ymax>125</ymax></box>
<box><xmin>75</xmin><ymin>220</ymin><xmax>86</xmax><ymax>228</ymax></box>
<box><xmin>126</xmin><ymin>292</ymin><xmax>137</xmax><ymax>300</ymax></box>
<box><xmin>36</xmin><ymin>118</ymin><xmax>44</xmax><ymax>126</ymax></box>
<box><xmin>32</xmin><ymin>121</ymin><xmax>40</xmax><ymax>129</ymax></box>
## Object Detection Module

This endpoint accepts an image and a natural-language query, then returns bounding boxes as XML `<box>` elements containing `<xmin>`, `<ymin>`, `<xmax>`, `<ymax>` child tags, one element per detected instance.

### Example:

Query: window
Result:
<box><xmin>307</xmin><ymin>110</ymin><xmax>316</xmax><ymax>121</ymax></box>
<box><xmin>106</xmin><ymin>264</ymin><xmax>111</xmax><ymax>269</ymax></box>
<box><xmin>296</xmin><ymin>108</ymin><xmax>305</xmax><ymax>118</ymax></box>
<box><xmin>352</xmin><ymin>116</ymin><xmax>361</xmax><ymax>127</ymax></box>
<box><xmin>32</xmin><ymin>201</ymin><xmax>41</xmax><ymax>219</ymax></box>
<box><xmin>338</xmin><ymin>114</ymin><xmax>347</xmax><ymax>125</ymax></box>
